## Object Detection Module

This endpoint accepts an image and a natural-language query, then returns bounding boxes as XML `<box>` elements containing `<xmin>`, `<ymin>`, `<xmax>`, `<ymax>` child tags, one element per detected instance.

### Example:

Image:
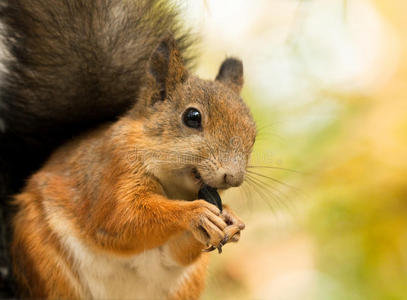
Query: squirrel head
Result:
<box><xmin>130</xmin><ymin>36</ymin><xmax>256</xmax><ymax>196</ymax></box>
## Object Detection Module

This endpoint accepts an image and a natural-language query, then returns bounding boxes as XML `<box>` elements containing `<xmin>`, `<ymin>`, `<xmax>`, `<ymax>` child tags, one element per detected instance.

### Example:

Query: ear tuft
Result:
<box><xmin>148</xmin><ymin>35</ymin><xmax>188</xmax><ymax>104</ymax></box>
<box><xmin>216</xmin><ymin>58</ymin><xmax>244</xmax><ymax>94</ymax></box>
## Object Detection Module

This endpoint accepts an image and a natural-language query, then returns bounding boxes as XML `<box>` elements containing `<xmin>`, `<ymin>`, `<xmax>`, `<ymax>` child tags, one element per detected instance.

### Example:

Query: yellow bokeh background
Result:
<box><xmin>177</xmin><ymin>0</ymin><xmax>407</xmax><ymax>299</ymax></box>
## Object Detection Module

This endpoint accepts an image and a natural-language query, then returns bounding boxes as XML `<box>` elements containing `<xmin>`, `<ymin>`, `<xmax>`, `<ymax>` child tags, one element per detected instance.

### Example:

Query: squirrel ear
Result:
<box><xmin>148</xmin><ymin>36</ymin><xmax>188</xmax><ymax>103</ymax></box>
<box><xmin>216</xmin><ymin>58</ymin><xmax>244</xmax><ymax>94</ymax></box>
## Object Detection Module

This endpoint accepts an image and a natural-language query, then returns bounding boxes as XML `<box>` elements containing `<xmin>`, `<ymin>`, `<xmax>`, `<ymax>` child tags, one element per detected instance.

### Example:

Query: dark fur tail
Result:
<box><xmin>0</xmin><ymin>0</ymin><xmax>194</xmax><ymax>296</ymax></box>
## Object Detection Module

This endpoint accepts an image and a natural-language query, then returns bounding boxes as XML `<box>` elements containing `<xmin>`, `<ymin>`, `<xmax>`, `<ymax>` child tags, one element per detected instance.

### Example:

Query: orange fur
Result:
<box><xmin>12</xmin><ymin>116</ymin><xmax>247</xmax><ymax>299</ymax></box>
<box><xmin>11</xmin><ymin>34</ymin><xmax>254</xmax><ymax>299</ymax></box>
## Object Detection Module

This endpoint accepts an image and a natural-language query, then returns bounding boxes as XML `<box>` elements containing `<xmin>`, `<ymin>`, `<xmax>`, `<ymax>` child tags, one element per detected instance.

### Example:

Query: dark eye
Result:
<box><xmin>182</xmin><ymin>108</ymin><xmax>202</xmax><ymax>129</ymax></box>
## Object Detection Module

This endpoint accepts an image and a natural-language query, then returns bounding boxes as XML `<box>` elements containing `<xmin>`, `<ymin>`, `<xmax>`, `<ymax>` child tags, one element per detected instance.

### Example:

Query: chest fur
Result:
<box><xmin>64</xmin><ymin>235</ymin><xmax>191</xmax><ymax>300</ymax></box>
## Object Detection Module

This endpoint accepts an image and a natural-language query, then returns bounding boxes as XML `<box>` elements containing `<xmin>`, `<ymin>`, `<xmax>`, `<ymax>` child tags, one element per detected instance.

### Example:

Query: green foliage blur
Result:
<box><xmin>181</xmin><ymin>0</ymin><xmax>407</xmax><ymax>299</ymax></box>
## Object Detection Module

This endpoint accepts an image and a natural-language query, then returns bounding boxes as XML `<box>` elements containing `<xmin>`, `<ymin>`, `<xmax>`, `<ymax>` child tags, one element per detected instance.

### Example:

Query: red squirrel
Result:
<box><xmin>4</xmin><ymin>0</ymin><xmax>257</xmax><ymax>299</ymax></box>
<box><xmin>12</xmin><ymin>37</ymin><xmax>256</xmax><ymax>298</ymax></box>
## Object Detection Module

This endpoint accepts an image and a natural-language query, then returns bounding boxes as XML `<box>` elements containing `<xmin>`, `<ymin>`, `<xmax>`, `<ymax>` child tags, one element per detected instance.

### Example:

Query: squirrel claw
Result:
<box><xmin>220</xmin><ymin>235</ymin><xmax>228</xmax><ymax>246</ymax></box>
<box><xmin>202</xmin><ymin>244</ymin><xmax>223</xmax><ymax>254</ymax></box>
<box><xmin>202</xmin><ymin>246</ymin><xmax>216</xmax><ymax>252</ymax></box>
<box><xmin>201</xmin><ymin>233</ymin><xmax>230</xmax><ymax>254</ymax></box>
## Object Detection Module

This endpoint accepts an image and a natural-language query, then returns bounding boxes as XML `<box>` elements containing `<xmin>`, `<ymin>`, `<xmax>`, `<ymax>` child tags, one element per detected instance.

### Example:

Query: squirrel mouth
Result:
<box><xmin>192</xmin><ymin>168</ymin><xmax>203</xmax><ymax>185</ymax></box>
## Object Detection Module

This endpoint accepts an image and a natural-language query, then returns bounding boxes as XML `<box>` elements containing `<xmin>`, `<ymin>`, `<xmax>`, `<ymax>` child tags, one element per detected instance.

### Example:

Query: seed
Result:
<box><xmin>198</xmin><ymin>184</ymin><xmax>223</xmax><ymax>212</ymax></box>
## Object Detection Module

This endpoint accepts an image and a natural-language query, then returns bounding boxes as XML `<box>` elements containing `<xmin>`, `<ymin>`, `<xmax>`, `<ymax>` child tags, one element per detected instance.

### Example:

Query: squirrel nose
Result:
<box><xmin>223</xmin><ymin>172</ymin><xmax>244</xmax><ymax>187</ymax></box>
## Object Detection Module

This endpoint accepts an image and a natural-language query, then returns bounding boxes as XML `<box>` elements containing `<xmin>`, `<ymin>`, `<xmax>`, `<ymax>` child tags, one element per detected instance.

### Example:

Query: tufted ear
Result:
<box><xmin>215</xmin><ymin>58</ymin><xmax>244</xmax><ymax>94</ymax></box>
<box><xmin>148</xmin><ymin>35</ymin><xmax>188</xmax><ymax>104</ymax></box>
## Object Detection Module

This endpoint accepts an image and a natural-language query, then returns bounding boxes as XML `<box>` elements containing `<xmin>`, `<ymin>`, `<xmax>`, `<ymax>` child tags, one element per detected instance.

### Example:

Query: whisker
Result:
<box><xmin>244</xmin><ymin>176</ymin><xmax>280</xmax><ymax>212</ymax></box>
<box><xmin>237</xmin><ymin>183</ymin><xmax>253</xmax><ymax>212</ymax></box>
<box><xmin>246</xmin><ymin>173</ymin><xmax>282</xmax><ymax>197</ymax></box>
<box><xmin>247</xmin><ymin>165</ymin><xmax>303</xmax><ymax>174</ymax></box>
<box><xmin>245</xmin><ymin>174</ymin><xmax>290</xmax><ymax>211</ymax></box>
<box><xmin>255</xmin><ymin>121</ymin><xmax>286</xmax><ymax>143</ymax></box>
<box><xmin>246</xmin><ymin>171</ymin><xmax>300</xmax><ymax>210</ymax></box>
<box><xmin>246</xmin><ymin>170</ymin><xmax>300</xmax><ymax>192</ymax></box>
<box><xmin>247</xmin><ymin>177</ymin><xmax>282</xmax><ymax>213</ymax></box>
<box><xmin>256</xmin><ymin>121</ymin><xmax>279</xmax><ymax>134</ymax></box>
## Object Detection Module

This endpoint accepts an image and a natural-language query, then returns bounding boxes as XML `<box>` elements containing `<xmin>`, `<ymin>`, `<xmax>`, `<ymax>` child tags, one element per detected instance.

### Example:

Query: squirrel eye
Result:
<box><xmin>182</xmin><ymin>108</ymin><xmax>202</xmax><ymax>129</ymax></box>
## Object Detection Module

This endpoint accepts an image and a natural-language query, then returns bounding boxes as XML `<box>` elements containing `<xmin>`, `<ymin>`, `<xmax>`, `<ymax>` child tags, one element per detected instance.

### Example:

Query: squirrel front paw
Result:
<box><xmin>186</xmin><ymin>200</ymin><xmax>227</xmax><ymax>249</ymax></box>
<box><xmin>221</xmin><ymin>205</ymin><xmax>245</xmax><ymax>244</ymax></box>
<box><xmin>202</xmin><ymin>206</ymin><xmax>246</xmax><ymax>253</ymax></box>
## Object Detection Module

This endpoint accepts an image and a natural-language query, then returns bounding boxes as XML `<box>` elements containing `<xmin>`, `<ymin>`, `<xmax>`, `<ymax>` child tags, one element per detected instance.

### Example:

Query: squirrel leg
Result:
<box><xmin>83</xmin><ymin>195</ymin><xmax>227</xmax><ymax>256</ymax></box>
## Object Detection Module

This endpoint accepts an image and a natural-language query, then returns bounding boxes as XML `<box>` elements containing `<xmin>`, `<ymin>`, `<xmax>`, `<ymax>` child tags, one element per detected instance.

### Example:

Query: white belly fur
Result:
<box><xmin>63</xmin><ymin>234</ymin><xmax>193</xmax><ymax>300</ymax></box>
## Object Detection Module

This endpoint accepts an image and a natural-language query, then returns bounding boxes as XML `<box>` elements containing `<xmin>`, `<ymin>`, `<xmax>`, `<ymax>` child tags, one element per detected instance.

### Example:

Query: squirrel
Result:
<box><xmin>0</xmin><ymin>0</ymin><xmax>257</xmax><ymax>299</ymax></box>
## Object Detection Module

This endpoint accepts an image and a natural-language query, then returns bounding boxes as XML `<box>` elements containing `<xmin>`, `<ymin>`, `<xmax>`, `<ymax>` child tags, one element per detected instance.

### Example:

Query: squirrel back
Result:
<box><xmin>0</xmin><ymin>0</ymin><xmax>193</xmax><ymax>295</ymax></box>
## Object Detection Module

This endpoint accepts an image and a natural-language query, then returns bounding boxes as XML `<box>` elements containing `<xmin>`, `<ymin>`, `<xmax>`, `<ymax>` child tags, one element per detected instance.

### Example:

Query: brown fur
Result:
<box><xmin>0</xmin><ymin>1</ymin><xmax>194</xmax><ymax>294</ymax></box>
<box><xmin>11</xmin><ymin>24</ymin><xmax>256</xmax><ymax>300</ymax></box>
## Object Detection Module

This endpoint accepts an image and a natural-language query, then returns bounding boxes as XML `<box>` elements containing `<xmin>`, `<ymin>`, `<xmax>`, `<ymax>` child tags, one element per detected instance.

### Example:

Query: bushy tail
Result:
<box><xmin>0</xmin><ymin>0</ymin><xmax>194</xmax><ymax>296</ymax></box>
<box><xmin>0</xmin><ymin>0</ymin><xmax>193</xmax><ymax>139</ymax></box>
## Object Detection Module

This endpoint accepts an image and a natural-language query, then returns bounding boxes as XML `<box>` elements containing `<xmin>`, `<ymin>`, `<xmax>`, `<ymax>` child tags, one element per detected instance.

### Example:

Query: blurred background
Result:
<box><xmin>174</xmin><ymin>0</ymin><xmax>407</xmax><ymax>299</ymax></box>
